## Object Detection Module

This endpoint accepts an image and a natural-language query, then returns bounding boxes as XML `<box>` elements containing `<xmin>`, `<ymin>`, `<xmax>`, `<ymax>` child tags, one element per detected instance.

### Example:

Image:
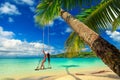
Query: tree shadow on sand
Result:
<box><xmin>38</xmin><ymin>76</ymin><xmax>52</xmax><ymax>80</ymax></box>
<box><xmin>20</xmin><ymin>76</ymin><xmax>51</xmax><ymax>80</ymax></box>
<box><xmin>92</xmin><ymin>74</ymin><xmax>120</xmax><ymax>79</ymax></box>
<box><xmin>1</xmin><ymin>78</ymin><xmax>15</xmax><ymax>80</ymax></box>
<box><xmin>61</xmin><ymin>65</ymin><xmax>82</xmax><ymax>80</ymax></box>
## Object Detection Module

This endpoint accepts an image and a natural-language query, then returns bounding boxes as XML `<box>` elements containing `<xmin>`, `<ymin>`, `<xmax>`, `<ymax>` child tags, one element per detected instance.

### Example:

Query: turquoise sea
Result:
<box><xmin>0</xmin><ymin>58</ymin><xmax>106</xmax><ymax>78</ymax></box>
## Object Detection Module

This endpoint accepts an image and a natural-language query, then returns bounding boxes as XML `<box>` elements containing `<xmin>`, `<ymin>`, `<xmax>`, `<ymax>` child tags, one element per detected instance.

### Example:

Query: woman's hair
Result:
<box><xmin>47</xmin><ymin>53</ymin><xmax>50</xmax><ymax>62</ymax></box>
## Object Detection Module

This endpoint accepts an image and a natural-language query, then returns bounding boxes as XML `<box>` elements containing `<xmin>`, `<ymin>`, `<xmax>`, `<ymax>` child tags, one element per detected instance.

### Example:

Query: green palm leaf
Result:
<box><xmin>35</xmin><ymin>0</ymin><xmax>96</xmax><ymax>26</ymax></box>
<box><xmin>112</xmin><ymin>15</ymin><xmax>120</xmax><ymax>31</ymax></box>
<box><xmin>77</xmin><ymin>0</ymin><xmax>120</xmax><ymax>32</ymax></box>
<box><xmin>61</xmin><ymin>0</ymin><xmax>93</xmax><ymax>10</ymax></box>
<box><xmin>65</xmin><ymin>32</ymin><xmax>85</xmax><ymax>58</ymax></box>
<box><xmin>35</xmin><ymin>0</ymin><xmax>61</xmax><ymax>26</ymax></box>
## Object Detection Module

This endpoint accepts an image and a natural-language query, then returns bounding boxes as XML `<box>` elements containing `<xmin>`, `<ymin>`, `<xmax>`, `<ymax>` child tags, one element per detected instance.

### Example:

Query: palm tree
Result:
<box><xmin>35</xmin><ymin>0</ymin><xmax>120</xmax><ymax>76</ymax></box>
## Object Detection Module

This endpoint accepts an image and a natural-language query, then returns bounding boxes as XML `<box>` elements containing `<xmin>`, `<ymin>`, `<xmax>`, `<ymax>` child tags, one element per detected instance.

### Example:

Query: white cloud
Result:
<box><xmin>57</xmin><ymin>16</ymin><xmax>64</xmax><ymax>21</ymax></box>
<box><xmin>8</xmin><ymin>17</ymin><xmax>14</xmax><ymax>22</ymax></box>
<box><xmin>1</xmin><ymin>39</ymin><xmax>22</xmax><ymax>49</ymax></box>
<box><xmin>0</xmin><ymin>2</ymin><xmax>21</xmax><ymax>15</ymax></box>
<box><xmin>81</xmin><ymin>48</ymin><xmax>89</xmax><ymax>52</ymax></box>
<box><xmin>0</xmin><ymin>26</ymin><xmax>14</xmax><ymax>38</ymax></box>
<box><xmin>65</xmin><ymin>27</ymin><xmax>73</xmax><ymax>33</ymax></box>
<box><xmin>46</xmin><ymin>16</ymin><xmax>64</xmax><ymax>27</ymax></box>
<box><xmin>14</xmin><ymin>0</ymin><xmax>35</xmax><ymax>12</ymax></box>
<box><xmin>0</xmin><ymin>26</ymin><xmax>55</xmax><ymax>57</ymax></box>
<box><xmin>106</xmin><ymin>30</ymin><xmax>120</xmax><ymax>42</ymax></box>
<box><xmin>14</xmin><ymin>0</ymin><xmax>34</xmax><ymax>6</ymax></box>
<box><xmin>29</xmin><ymin>6</ymin><xmax>35</xmax><ymax>12</ymax></box>
<box><xmin>22</xmin><ymin>0</ymin><xmax>34</xmax><ymax>6</ymax></box>
<box><xmin>47</xmin><ymin>21</ymin><xmax>54</xmax><ymax>27</ymax></box>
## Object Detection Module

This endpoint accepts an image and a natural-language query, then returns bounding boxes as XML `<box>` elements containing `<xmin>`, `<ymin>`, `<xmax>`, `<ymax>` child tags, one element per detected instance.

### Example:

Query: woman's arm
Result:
<box><xmin>43</xmin><ymin>50</ymin><xmax>46</xmax><ymax>55</ymax></box>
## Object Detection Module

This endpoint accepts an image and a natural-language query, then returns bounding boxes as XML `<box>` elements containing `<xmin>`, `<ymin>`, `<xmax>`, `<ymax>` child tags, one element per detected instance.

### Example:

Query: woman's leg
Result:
<box><xmin>40</xmin><ymin>60</ymin><xmax>45</xmax><ymax>69</ymax></box>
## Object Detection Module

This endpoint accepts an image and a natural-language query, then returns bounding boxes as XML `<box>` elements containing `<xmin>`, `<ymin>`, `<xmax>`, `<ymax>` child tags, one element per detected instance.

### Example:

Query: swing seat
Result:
<box><xmin>35</xmin><ymin>66</ymin><xmax>40</xmax><ymax>71</ymax></box>
<box><xmin>35</xmin><ymin>68</ymin><xmax>39</xmax><ymax>71</ymax></box>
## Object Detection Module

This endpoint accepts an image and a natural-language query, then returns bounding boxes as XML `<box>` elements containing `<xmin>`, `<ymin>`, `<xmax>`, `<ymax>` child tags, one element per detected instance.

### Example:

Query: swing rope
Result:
<box><xmin>42</xmin><ymin>27</ymin><xmax>44</xmax><ymax>50</ymax></box>
<box><xmin>48</xmin><ymin>26</ymin><xmax>50</xmax><ymax>52</ymax></box>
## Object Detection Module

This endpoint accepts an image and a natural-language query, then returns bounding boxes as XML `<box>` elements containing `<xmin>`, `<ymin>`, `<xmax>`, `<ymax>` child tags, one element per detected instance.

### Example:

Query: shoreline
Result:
<box><xmin>1</xmin><ymin>66</ymin><xmax>119</xmax><ymax>80</ymax></box>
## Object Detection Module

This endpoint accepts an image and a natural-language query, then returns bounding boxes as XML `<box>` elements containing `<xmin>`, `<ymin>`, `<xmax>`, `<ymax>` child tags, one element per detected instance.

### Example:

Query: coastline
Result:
<box><xmin>1</xmin><ymin>66</ymin><xmax>119</xmax><ymax>80</ymax></box>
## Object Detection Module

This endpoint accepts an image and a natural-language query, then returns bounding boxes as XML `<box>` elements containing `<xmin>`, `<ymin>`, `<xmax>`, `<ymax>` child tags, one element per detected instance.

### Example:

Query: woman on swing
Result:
<box><xmin>40</xmin><ymin>50</ymin><xmax>51</xmax><ymax>70</ymax></box>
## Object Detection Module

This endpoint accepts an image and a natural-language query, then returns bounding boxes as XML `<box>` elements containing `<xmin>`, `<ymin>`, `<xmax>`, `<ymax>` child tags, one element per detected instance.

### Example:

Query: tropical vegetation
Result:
<box><xmin>51</xmin><ymin>51</ymin><xmax>96</xmax><ymax>58</ymax></box>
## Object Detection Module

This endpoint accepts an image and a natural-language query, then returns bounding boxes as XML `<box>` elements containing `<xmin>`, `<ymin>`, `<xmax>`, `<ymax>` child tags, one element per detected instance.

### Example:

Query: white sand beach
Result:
<box><xmin>1</xmin><ymin>66</ymin><xmax>119</xmax><ymax>80</ymax></box>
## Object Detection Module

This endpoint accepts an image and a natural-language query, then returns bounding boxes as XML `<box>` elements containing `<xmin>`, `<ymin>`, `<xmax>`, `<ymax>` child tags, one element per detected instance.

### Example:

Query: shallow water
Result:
<box><xmin>0</xmin><ymin>58</ymin><xmax>106</xmax><ymax>78</ymax></box>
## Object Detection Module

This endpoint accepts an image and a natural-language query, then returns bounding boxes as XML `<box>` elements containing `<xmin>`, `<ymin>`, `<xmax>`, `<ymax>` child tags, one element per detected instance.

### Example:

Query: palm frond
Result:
<box><xmin>77</xmin><ymin>0</ymin><xmax>120</xmax><ymax>32</ymax></box>
<box><xmin>65</xmin><ymin>32</ymin><xmax>85</xmax><ymax>58</ymax></box>
<box><xmin>35</xmin><ymin>0</ymin><xmax>61</xmax><ymax>26</ymax></box>
<box><xmin>35</xmin><ymin>0</ymin><xmax>97</xmax><ymax>26</ymax></box>
<box><xmin>112</xmin><ymin>15</ymin><xmax>120</xmax><ymax>31</ymax></box>
<box><xmin>61</xmin><ymin>0</ymin><xmax>94</xmax><ymax>10</ymax></box>
<box><xmin>76</xmin><ymin>7</ymin><xmax>99</xmax><ymax>32</ymax></box>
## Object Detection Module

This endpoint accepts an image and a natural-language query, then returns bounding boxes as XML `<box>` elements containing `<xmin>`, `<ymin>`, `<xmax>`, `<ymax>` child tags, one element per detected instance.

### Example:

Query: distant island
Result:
<box><xmin>51</xmin><ymin>51</ymin><xmax>97</xmax><ymax>58</ymax></box>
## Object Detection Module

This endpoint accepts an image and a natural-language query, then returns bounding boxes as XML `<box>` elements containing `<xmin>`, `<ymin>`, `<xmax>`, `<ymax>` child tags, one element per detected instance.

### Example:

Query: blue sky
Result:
<box><xmin>0</xmin><ymin>0</ymin><xmax>120</xmax><ymax>58</ymax></box>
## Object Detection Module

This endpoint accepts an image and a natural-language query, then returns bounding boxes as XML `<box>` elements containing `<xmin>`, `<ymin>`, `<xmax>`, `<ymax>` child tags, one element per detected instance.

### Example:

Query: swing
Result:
<box><xmin>35</xmin><ymin>26</ymin><xmax>51</xmax><ymax>71</ymax></box>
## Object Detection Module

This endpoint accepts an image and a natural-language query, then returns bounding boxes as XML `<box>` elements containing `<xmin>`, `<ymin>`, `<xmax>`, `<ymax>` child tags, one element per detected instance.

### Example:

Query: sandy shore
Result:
<box><xmin>1</xmin><ymin>67</ymin><xmax>120</xmax><ymax>80</ymax></box>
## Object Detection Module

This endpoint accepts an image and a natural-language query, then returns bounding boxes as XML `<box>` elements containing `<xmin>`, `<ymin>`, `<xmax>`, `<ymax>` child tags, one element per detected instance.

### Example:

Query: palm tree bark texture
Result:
<box><xmin>61</xmin><ymin>10</ymin><xmax>120</xmax><ymax>77</ymax></box>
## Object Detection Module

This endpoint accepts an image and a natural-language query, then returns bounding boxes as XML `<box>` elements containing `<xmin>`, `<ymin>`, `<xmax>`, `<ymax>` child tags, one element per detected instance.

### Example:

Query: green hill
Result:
<box><xmin>51</xmin><ymin>51</ymin><xmax>97</xmax><ymax>58</ymax></box>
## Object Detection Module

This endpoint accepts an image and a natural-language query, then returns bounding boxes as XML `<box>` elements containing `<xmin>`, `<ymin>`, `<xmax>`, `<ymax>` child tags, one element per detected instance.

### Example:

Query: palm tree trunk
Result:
<box><xmin>61</xmin><ymin>10</ymin><xmax>120</xmax><ymax>77</ymax></box>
